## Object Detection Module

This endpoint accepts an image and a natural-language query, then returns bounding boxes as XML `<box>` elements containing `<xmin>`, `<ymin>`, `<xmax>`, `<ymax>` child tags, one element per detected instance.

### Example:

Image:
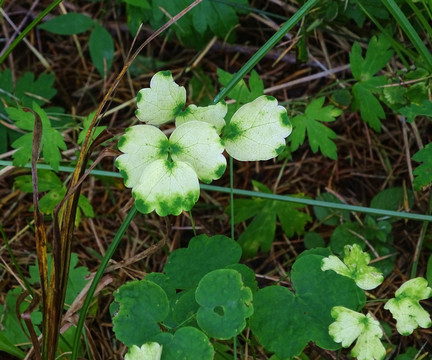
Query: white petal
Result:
<box><xmin>136</xmin><ymin>71</ymin><xmax>186</xmax><ymax>125</ymax></box>
<box><xmin>224</xmin><ymin>95</ymin><xmax>292</xmax><ymax>161</ymax></box>
<box><xmin>133</xmin><ymin>159</ymin><xmax>199</xmax><ymax>216</ymax></box>
<box><xmin>170</xmin><ymin>121</ymin><xmax>226</xmax><ymax>183</ymax></box>
<box><xmin>115</xmin><ymin>125</ymin><xmax>167</xmax><ymax>188</ymax></box>
<box><xmin>175</xmin><ymin>102</ymin><xmax>227</xmax><ymax>134</ymax></box>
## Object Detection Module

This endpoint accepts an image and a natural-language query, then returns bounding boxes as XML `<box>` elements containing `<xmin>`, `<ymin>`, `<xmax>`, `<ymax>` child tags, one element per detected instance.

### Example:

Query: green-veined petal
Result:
<box><xmin>170</xmin><ymin>121</ymin><xmax>226</xmax><ymax>183</ymax></box>
<box><xmin>175</xmin><ymin>102</ymin><xmax>227</xmax><ymax>134</ymax></box>
<box><xmin>223</xmin><ymin>95</ymin><xmax>292</xmax><ymax>161</ymax></box>
<box><xmin>136</xmin><ymin>71</ymin><xmax>186</xmax><ymax>125</ymax></box>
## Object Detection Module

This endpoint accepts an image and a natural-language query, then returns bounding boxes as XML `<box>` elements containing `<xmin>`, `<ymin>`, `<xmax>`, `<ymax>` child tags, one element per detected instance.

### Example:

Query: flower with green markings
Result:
<box><xmin>116</xmin><ymin>70</ymin><xmax>292</xmax><ymax>216</ymax></box>
<box><xmin>125</xmin><ymin>342</ymin><xmax>162</xmax><ymax>360</ymax></box>
<box><xmin>329</xmin><ymin>306</ymin><xmax>385</xmax><ymax>360</ymax></box>
<box><xmin>384</xmin><ymin>277</ymin><xmax>432</xmax><ymax>335</ymax></box>
<box><xmin>321</xmin><ymin>243</ymin><xmax>384</xmax><ymax>290</ymax></box>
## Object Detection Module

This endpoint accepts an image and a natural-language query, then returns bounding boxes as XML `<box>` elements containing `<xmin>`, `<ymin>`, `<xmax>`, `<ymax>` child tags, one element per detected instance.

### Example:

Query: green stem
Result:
<box><xmin>71</xmin><ymin>205</ymin><xmax>137</xmax><ymax>359</ymax></box>
<box><xmin>380</xmin><ymin>0</ymin><xmax>432</xmax><ymax>71</ymax></box>
<box><xmin>230</xmin><ymin>157</ymin><xmax>235</xmax><ymax>241</ymax></box>
<box><xmin>212</xmin><ymin>0</ymin><xmax>322</xmax><ymax>104</ymax></box>
<box><xmin>0</xmin><ymin>0</ymin><xmax>63</xmax><ymax>65</ymax></box>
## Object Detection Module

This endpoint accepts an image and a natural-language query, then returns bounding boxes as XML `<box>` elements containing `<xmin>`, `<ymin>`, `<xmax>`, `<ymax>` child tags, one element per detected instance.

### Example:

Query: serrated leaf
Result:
<box><xmin>125</xmin><ymin>342</ymin><xmax>162</xmax><ymax>360</ymax></box>
<box><xmin>135</xmin><ymin>71</ymin><xmax>186</xmax><ymax>125</ymax></box>
<box><xmin>223</xmin><ymin>95</ymin><xmax>292</xmax><ymax>161</ymax></box>
<box><xmin>321</xmin><ymin>244</ymin><xmax>384</xmax><ymax>290</ymax></box>
<box><xmin>153</xmin><ymin>327</ymin><xmax>213</xmax><ymax>360</ymax></box>
<box><xmin>249</xmin><ymin>254</ymin><xmax>365</xmax><ymax>359</ymax></box>
<box><xmin>290</xmin><ymin>97</ymin><xmax>341</xmax><ymax>159</ymax></box>
<box><xmin>384</xmin><ymin>277</ymin><xmax>432</xmax><ymax>335</ymax></box>
<box><xmin>6</xmin><ymin>107</ymin><xmax>34</xmax><ymax>130</ymax></box>
<box><xmin>78</xmin><ymin>110</ymin><xmax>107</xmax><ymax>144</ymax></box>
<box><xmin>15</xmin><ymin>72</ymin><xmax>57</xmax><ymax>107</ymax></box>
<box><xmin>329</xmin><ymin>306</ymin><xmax>385</xmax><ymax>360</ymax></box>
<box><xmin>89</xmin><ymin>24</ymin><xmax>114</xmax><ymax>77</ymax></box>
<box><xmin>313</xmin><ymin>192</ymin><xmax>351</xmax><ymax>226</ymax></box>
<box><xmin>113</xmin><ymin>280</ymin><xmax>170</xmax><ymax>347</ymax></box>
<box><xmin>370</xmin><ymin>186</ymin><xmax>413</xmax><ymax>212</ymax></box>
<box><xmin>412</xmin><ymin>142</ymin><xmax>432</xmax><ymax>190</ymax></box>
<box><xmin>164</xmin><ymin>234</ymin><xmax>242</xmax><ymax>289</ymax></box>
<box><xmin>399</xmin><ymin>100</ymin><xmax>432</xmax><ymax>123</ymax></box>
<box><xmin>195</xmin><ymin>269</ymin><xmax>253</xmax><ymax>339</ymax></box>
<box><xmin>217</xmin><ymin>69</ymin><xmax>263</xmax><ymax>104</ymax></box>
<box><xmin>38</xmin><ymin>12</ymin><xmax>95</xmax><ymax>35</ymax></box>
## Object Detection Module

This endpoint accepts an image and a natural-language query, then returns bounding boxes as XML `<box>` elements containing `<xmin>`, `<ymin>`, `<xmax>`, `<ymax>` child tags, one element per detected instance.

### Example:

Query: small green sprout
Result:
<box><xmin>321</xmin><ymin>243</ymin><xmax>384</xmax><ymax>290</ymax></box>
<box><xmin>116</xmin><ymin>71</ymin><xmax>292</xmax><ymax>216</ymax></box>
<box><xmin>329</xmin><ymin>306</ymin><xmax>386</xmax><ymax>360</ymax></box>
<box><xmin>125</xmin><ymin>342</ymin><xmax>162</xmax><ymax>360</ymax></box>
<box><xmin>384</xmin><ymin>277</ymin><xmax>432</xmax><ymax>335</ymax></box>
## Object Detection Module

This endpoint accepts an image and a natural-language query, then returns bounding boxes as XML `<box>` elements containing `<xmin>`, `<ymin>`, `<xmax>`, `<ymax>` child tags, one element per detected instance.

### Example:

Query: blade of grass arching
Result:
<box><xmin>212</xmin><ymin>0</ymin><xmax>322</xmax><ymax>104</ymax></box>
<box><xmin>357</xmin><ymin>1</ymin><xmax>412</xmax><ymax>69</ymax></box>
<box><xmin>381</xmin><ymin>0</ymin><xmax>432</xmax><ymax>71</ymax></box>
<box><xmin>0</xmin><ymin>0</ymin><xmax>63</xmax><ymax>65</ymax></box>
<box><xmin>405</xmin><ymin>0</ymin><xmax>432</xmax><ymax>43</ymax></box>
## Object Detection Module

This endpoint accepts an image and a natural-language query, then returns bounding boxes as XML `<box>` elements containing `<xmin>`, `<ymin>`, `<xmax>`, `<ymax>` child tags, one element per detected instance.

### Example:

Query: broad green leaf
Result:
<box><xmin>14</xmin><ymin>72</ymin><xmax>57</xmax><ymax>107</ymax></box>
<box><xmin>412</xmin><ymin>142</ymin><xmax>432</xmax><ymax>190</ymax></box>
<box><xmin>304</xmin><ymin>231</ymin><xmax>325</xmax><ymax>249</ymax></box>
<box><xmin>223</xmin><ymin>95</ymin><xmax>292</xmax><ymax>161</ymax></box>
<box><xmin>250</xmin><ymin>254</ymin><xmax>365</xmax><ymax>359</ymax></box>
<box><xmin>0</xmin><ymin>331</ymin><xmax>25</xmax><ymax>359</ymax></box>
<box><xmin>170</xmin><ymin>121</ymin><xmax>226</xmax><ymax>183</ymax></box>
<box><xmin>154</xmin><ymin>327</ymin><xmax>213</xmax><ymax>360</ymax></box>
<box><xmin>89</xmin><ymin>24</ymin><xmax>115</xmax><ymax>77</ymax></box>
<box><xmin>125</xmin><ymin>342</ymin><xmax>162</xmax><ymax>360</ymax></box>
<box><xmin>329</xmin><ymin>306</ymin><xmax>385</xmax><ymax>360</ymax></box>
<box><xmin>175</xmin><ymin>102</ymin><xmax>227</xmax><ymax>134</ymax></box>
<box><xmin>164</xmin><ymin>234</ymin><xmax>242</xmax><ymax>289</ymax></box>
<box><xmin>11</xmin><ymin>133</ymin><xmax>33</xmax><ymax>167</ymax></box>
<box><xmin>133</xmin><ymin>158</ymin><xmax>199</xmax><ymax>216</ymax></box>
<box><xmin>399</xmin><ymin>100</ymin><xmax>432</xmax><ymax>123</ymax></box>
<box><xmin>38</xmin><ymin>12</ymin><xmax>95</xmax><ymax>35</ymax></box>
<box><xmin>384</xmin><ymin>277</ymin><xmax>432</xmax><ymax>335</ymax></box>
<box><xmin>122</xmin><ymin>0</ymin><xmax>151</xmax><ymax>8</ymax></box>
<box><xmin>313</xmin><ymin>192</ymin><xmax>350</xmax><ymax>226</ymax></box>
<box><xmin>290</xmin><ymin>97</ymin><xmax>341</xmax><ymax>159</ymax></box>
<box><xmin>370</xmin><ymin>186</ymin><xmax>414</xmax><ymax>212</ymax></box>
<box><xmin>195</xmin><ymin>269</ymin><xmax>253</xmax><ymax>339</ymax></box>
<box><xmin>427</xmin><ymin>255</ymin><xmax>432</xmax><ymax>287</ymax></box>
<box><xmin>14</xmin><ymin>169</ymin><xmax>63</xmax><ymax>193</ymax></box>
<box><xmin>6</xmin><ymin>107</ymin><xmax>34</xmax><ymax>131</ymax></box>
<box><xmin>113</xmin><ymin>279</ymin><xmax>170</xmax><ymax>347</ymax></box>
<box><xmin>135</xmin><ymin>71</ymin><xmax>186</xmax><ymax>125</ymax></box>
<box><xmin>321</xmin><ymin>244</ymin><xmax>384</xmax><ymax>290</ymax></box>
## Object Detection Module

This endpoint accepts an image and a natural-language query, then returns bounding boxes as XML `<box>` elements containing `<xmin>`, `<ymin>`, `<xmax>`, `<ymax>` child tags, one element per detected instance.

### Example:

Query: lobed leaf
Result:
<box><xmin>384</xmin><ymin>277</ymin><xmax>432</xmax><ymax>335</ymax></box>
<box><xmin>135</xmin><ymin>71</ymin><xmax>186</xmax><ymax>125</ymax></box>
<box><xmin>125</xmin><ymin>343</ymin><xmax>162</xmax><ymax>360</ymax></box>
<box><xmin>412</xmin><ymin>142</ymin><xmax>432</xmax><ymax>190</ymax></box>
<box><xmin>329</xmin><ymin>306</ymin><xmax>385</xmax><ymax>360</ymax></box>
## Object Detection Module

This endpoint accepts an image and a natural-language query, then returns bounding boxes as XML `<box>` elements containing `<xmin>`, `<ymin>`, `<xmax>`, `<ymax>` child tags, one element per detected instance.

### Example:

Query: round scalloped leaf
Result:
<box><xmin>133</xmin><ymin>159</ymin><xmax>199</xmax><ymax>216</ymax></box>
<box><xmin>172</xmin><ymin>289</ymin><xmax>199</xmax><ymax>327</ymax></box>
<box><xmin>125</xmin><ymin>342</ymin><xmax>163</xmax><ymax>360</ymax></box>
<box><xmin>136</xmin><ymin>71</ymin><xmax>186</xmax><ymax>125</ymax></box>
<box><xmin>175</xmin><ymin>102</ymin><xmax>227</xmax><ymax>134</ymax></box>
<box><xmin>112</xmin><ymin>280</ymin><xmax>169</xmax><ymax>347</ymax></box>
<box><xmin>223</xmin><ymin>95</ymin><xmax>292</xmax><ymax>161</ymax></box>
<box><xmin>116</xmin><ymin>125</ymin><xmax>167</xmax><ymax>188</ymax></box>
<box><xmin>195</xmin><ymin>269</ymin><xmax>253</xmax><ymax>339</ymax></box>
<box><xmin>170</xmin><ymin>121</ymin><xmax>226</xmax><ymax>183</ymax></box>
<box><xmin>249</xmin><ymin>254</ymin><xmax>365</xmax><ymax>359</ymax></box>
<box><xmin>153</xmin><ymin>327</ymin><xmax>213</xmax><ymax>360</ymax></box>
<box><xmin>164</xmin><ymin>234</ymin><xmax>242</xmax><ymax>289</ymax></box>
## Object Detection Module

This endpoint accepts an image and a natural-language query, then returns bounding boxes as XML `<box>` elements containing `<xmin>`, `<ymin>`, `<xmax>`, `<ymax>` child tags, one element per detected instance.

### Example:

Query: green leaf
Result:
<box><xmin>249</xmin><ymin>254</ymin><xmax>365</xmax><ymax>359</ymax></box>
<box><xmin>195</xmin><ymin>269</ymin><xmax>253</xmax><ymax>339</ymax></box>
<box><xmin>321</xmin><ymin>244</ymin><xmax>384</xmax><ymax>290</ymax></box>
<box><xmin>164</xmin><ymin>234</ymin><xmax>242</xmax><ymax>289</ymax></box>
<box><xmin>370</xmin><ymin>186</ymin><xmax>413</xmax><ymax>211</ymax></box>
<box><xmin>223</xmin><ymin>95</ymin><xmax>292</xmax><ymax>161</ymax></box>
<box><xmin>290</xmin><ymin>97</ymin><xmax>341</xmax><ymax>159</ymax></box>
<box><xmin>154</xmin><ymin>327</ymin><xmax>213</xmax><ymax>360</ymax></box>
<box><xmin>412</xmin><ymin>142</ymin><xmax>432</xmax><ymax>190</ymax></box>
<box><xmin>89</xmin><ymin>24</ymin><xmax>114</xmax><ymax>77</ymax></box>
<box><xmin>384</xmin><ymin>277</ymin><xmax>432</xmax><ymax>335</ymax></box>
<box><xmin>304</xmin><ymin>231</ymin><xmax>325</xmax><ymax>249</ymax></box>
<box><xmin>0</xmin><ymin>331</ymin><xmax>25</xmax><ymax>359</ymax></box>
<box><xmin>38</xmin><ymin>12</ymin><xmax>95</xmax><ymax>35</ymax></box>
<box><xmin>15</xmin><ymin>72</ymin><xmax>57</xmax><ymax>107</ymax></box>
<box><xmin>11</xmin><ymin>132</ymin><xmax>33</xmax><ymax>167</ymax></box>
<box><xmin>217</xmin><ymin>69</ymin><xmax>263</xmax><ymax>105</ymax></box>
<box><xmin>78</xmin><ymin>110</ymin><xmax>107</xmax><ymax>144</ymax></box>
<box><xmin>125</xmin><ymin>342</ymin><xmax>162</xmax><ymax>360</ymax></box>
<box><xmin>6</xmin><ymin>107</ymin><xmax>34</xmax><ymax>131</ymax></box>
<box><xmin>329</xmin><ymin>306</ymin><xmax>385</xmax><ymax>360</ymax></box>
<box><xmin>112</xmin><ymin>279</ymin><xmax>170</xmax><ymax>347</ymax></box>
<box><xmin>14</xmin><ymin>169</ymin><xmax>63</xmax><ymax>193</ymax></box>
<box><xmin>135</xmin><ymin>71</ymin><xmax>186</xmax><ymax>125</ymax></box>
<box><xmin>313</xmin><ymin>192</ymin><xmax>350</xmax><ymax>226</ymax></box>
<box><xmin>122</xmin><ymin>0</ymin><xmax>151</xmax><ymax>8</ymax></box>
<box><xmin>399</xmin><ymin>100</ymin><xmax>432</xmax><ymax>123</ymax></box>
